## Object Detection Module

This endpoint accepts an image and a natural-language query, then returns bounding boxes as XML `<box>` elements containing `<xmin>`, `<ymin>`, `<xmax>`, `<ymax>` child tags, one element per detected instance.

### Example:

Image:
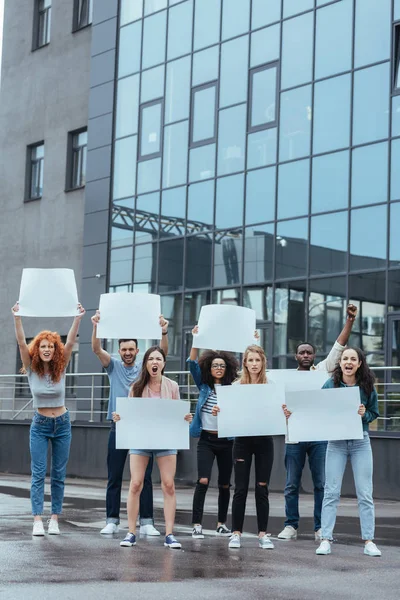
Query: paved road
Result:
<box><xmin>1</xmin><ymin>475</ymin><xmax>399</xmax><ymax>599</ymax></box>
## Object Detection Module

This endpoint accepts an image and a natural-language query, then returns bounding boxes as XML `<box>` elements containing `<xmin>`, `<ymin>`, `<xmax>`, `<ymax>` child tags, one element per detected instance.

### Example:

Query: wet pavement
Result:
<box><xmin>1</xmin><ymin>474</ymin><xmax>399</xmax><ymax>599</ymax></box>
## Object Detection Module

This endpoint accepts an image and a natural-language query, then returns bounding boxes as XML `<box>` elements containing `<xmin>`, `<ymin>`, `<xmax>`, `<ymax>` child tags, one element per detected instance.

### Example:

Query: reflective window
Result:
<box><xmin>159</xmin><ymin>294</ymin><xmax>182</xmax><ymax>369</ymax></box>
<box><xmin>279</xmin><ymin>85</ymin><xmax>311</xmax><ymax>161</ymax></box>
<box><xmin>109</xmin><ymin>246</ymin><xmax>133</xmax><ymax>287</ymax></box>
<box><xmin>192</xmin><ymin>46</ymin><xmax>219</xmax><ymax>86</ymax></box>
<box><xmin>145</xmin><ymin>0</ymin><xmax>167</xmax><ymax>15</ymax></box>
<box><xmin>120</xmin><ymin>0</ymin><xmax>143</xmax><ymax>25</ymax></box>
<box><xmin>283</xmin><ymin>0</ymin><xmax>313</xmax><ymax>18</ymax></box>
<box><xmin>139</xmin><ymin>100</ymin><xmax>163</xmax><ymax>159</ymax></box>
<box><xmin>35</xmin><ymin>0</ymin><xmax>51</xmax><ymax>49</ymax></box>
<box><xmin>142</xmin><ymin>10</ymin><xmax>167</xmax><ymax>69</ymax></box>
<box><xmin>217</xmin><ymin>104</ymin><xmax>246</xmax><ymax>175</ymax></box>
<box><xmin>135</xmin><ymin>192</ymin><xmax>160</xmax><ymax>243</ymax></box>
<box><xmin>249</xmin><ymin>63</ymin><xmax>278</xmax><ymax>132</ymax></box>
<box><xmin>134</xmin><ymin>243</ymin><xmax>157</xmax><ymax>292</ymax></box>
<box><xmin>116</xmin><ymin>74</ymin><xmax>139</xmax><ymax>139</ymax></box>
<box><xmin>137</xmin><ymin>157</ymin><xmax>161</xmax><ymax>194</ymax></box>
<box><xmin>69</xmin><ymin>129</ymin><xmax>87</xmax><ymax>189</ymax></box>
<box><xmin>216</xmin><ymin>174</ymin><xmax>244</xmax><ymax>229</ymax></box>
<box><xmin>220</xmin><ymin>36</ymin><xmax>249</xmax><ymax>108</ymax></box>
<box><xmin>281</xmin><ymin>12</ymin><xmax>313</xmax><ymax>89</ymax></box>
<box><xmin>28</xmin><ymin>142</ymin><xmax>44</xmax><ymax>200</ymax></box>
<box><xmin>251</xmin><ymin>0</ymin><xmax>280</xmax><ymax>28</ymax></box>
<box><xmin>354</xmin><ymin>0</ymin><xmax>391</xmax><ymax>68</ymax></box>
<box><xmin>160</xmin><ymin>186</ymin><xmax>186</xmax><ymax>238</ymax></box>
<box><xmin>310</xmin><ymin>212</ymin><xmax>348</xmax><ymax>275</ymax></box>
<box><xmin>391</xmin><ymin>139</ymin><xmax>400</xmax><ymax>200</ymax></box>
<box><xmin>111</xmin><ymin>198</ymin><xmax>134</xmax><ymax>249</ymax></box>
<box><xmin>276</xmin><ymin>219</ymin><xmax>308</xmax><ymax>279</ymax></box>
<box><xmin>352</xmin><ymin>142</ymin><xmax>388</xmax><ymax>207</ymax></box>
<box><xmin>308</xmin><ymin>278</ymin><xmax>347</xmax><ymax>354</ymax></box>
<box><xmin>313</xmin><ymin>74</ymin><xmax>351</xmax><ymax>154</ymax></box>
<box><xmin>113</xmin><ymin>136</ymin><xmax>137</xmax><ymax>200</ymax></box>
<box><xmin>187</xmin><ymin>180</ymin><xmax>214</xmax><ymax>234</ymax></box>
<box><xmin>189</xmin><ymin>144</ymin><xmax>216</xmax><ymax>182</ymax></box>
<box><xmin>244</xmin><ymin>223</ymin><xmax>274</xmax><ymax>284</ymax></box>
<box><xmin>353</xmin><ymin>63</ymin><xmax>390</xmax><ymax>145</ymax></box>
<box><xmin>165</xmin><ymin>56</ymin><xmax>191</xmax><ymax>124</ymax></box>
<box><xmin>390</xmin><ymin>203</ymin><xmax>400</xmax><ymax>267</ymax></box>
<box><xmin>388</xmin><ymin>270</ymin><xmax>400</xmax><ymax>311</ymax></box>
<box><xmin>245</xmin><ymin>167</ymin><xmax>276</xmax><ymax>225</ymax></box>
<box><xmin>214</xmin><ymin>230</ymin><xmax>243</xmax><ymax>287</ymax></box>
<box><xmin>141</xmin><ymin>65</ymin><xmax>164</xmax><ymax>103</ymax></box>
<box><xmin>193</xmin><ymin>0</ymin><xmax>220</xmax><ymax>50</ymax></box>
<box><xmin>243</xmin><ymin>287</ymin><xmax>273</xmax><ymax>321</ymax></box>
<box><xmin>184</xmin><ymin>291</ymin><xmax>211</xmax><ymax>324</ymax></box>
<box><xmin>350</xmin><ymin>205</ymin><xmax>387</xmax><ymax>271</ymax></box>
<box><xmin>247</xmin><ymin>128</ymin><xmax>277</xmax><ymax>169</ymax></box>
<box><xmin>119</xmin><ymin>21</ymin><xmax>141</xmax><ymax>78</ymax></box>
<box><xmin>392</xmin><ymin>96</ymin><xmax>400</xmax><ymax>137</ymax></box>
<box><xmin>273</xmin><ymin>282</ymin><xmax>306</xmax><ymax>360</ymax></box>
<box><xmin>167</xmin><ymin>0</ymin><xmax>193</xmax><ymax>60</ymax></box>
<box><xmin>191</xmin><ymin>83</ymin><xmax>217</xmax><ymax>146</ymax></box>
<box><xmin>213</xmin><ymin>288</ymin><xmax>241</xmax><ymax>305</ymax></box>
<box><xmin>163</xmin><ymin>121</ymin><xmax>189</xmax><ymax>188</ymax></box>
<box><xmin>250</xmin><ymin>24</ymin><xmax>280</xmax><ymax>68</ymax></box>
<box><xmin>315</xmin><ymin>0</ymin><xmax>352</xmax><ymax>79</ymax></box>
<box><xmin>396</xmin><ymin>0</ymin><xmax>400</xmax><ymax>20</ymax></box>
<box><xmin>185</xmin><ymin>235</ymin><xmax>213</xmax><ymax>289</ymax></box>
<box><xmin>221</xmin><ymin>0</ymin><xmax>250</xmax><ymax>40</ymax></box>
<box><xmin>312</xmin><ymin>151</ymin><xmax>349</xmax><ymax>213</ymax></box>
<box><xmin>278</xmin><ymin>159</ymin><xmax>310</xmax><ymax>219</ymax></box>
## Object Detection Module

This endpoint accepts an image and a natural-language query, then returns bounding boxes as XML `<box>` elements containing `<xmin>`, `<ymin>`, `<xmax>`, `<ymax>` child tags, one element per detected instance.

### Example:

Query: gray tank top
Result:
<box><xmin>27</xmin><ymin>368</ymin><xmax>66</xmax><ymax>408</ymax></box>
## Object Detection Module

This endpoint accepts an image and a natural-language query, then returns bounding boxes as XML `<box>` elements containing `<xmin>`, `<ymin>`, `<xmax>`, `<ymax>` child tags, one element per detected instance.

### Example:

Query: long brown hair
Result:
<box><xmin>23</xmin><ymin>331</ymin><xmax>66</xmax><ymax>383</ymax></box>
<box><xmin>130</xmin><ymin>345</ymin><xmax>166</xmax><ymax>398</ymax></box>
<box><xmin>238</xmin><ymin>345</ymin><xmax>267</xmax><ymax>385</ymax></box>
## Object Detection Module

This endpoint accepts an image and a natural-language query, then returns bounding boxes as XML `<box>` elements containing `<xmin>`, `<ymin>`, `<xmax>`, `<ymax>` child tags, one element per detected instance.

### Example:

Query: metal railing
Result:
<box><xmin>0</xmin><ymin>367</ymin><xmax>399</xmax><ymax>432</ymax></box>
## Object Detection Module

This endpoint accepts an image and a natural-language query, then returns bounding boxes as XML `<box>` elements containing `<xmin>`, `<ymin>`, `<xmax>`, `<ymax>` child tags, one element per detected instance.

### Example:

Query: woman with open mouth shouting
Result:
<box><xmin>12</xmin><ymin>301</ymin><xmax>85</xmax><ymax>536</ymax></box>
<box><xmin>188</xmin><ymin>326</ymin><xmax>239</xmax><ymax>540</ymax></box>
<box><xmin>114</xmin><ymin>345</ymin><xmax>192</xmax><ymax>550</ymax></box>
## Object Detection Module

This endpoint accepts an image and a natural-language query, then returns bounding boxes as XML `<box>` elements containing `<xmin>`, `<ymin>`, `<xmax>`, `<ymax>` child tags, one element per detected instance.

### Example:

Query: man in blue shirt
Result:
<box><xmin>91</xmin><ymin>311</ymin><xmax>169</xmax><ymax>535</ymax></box>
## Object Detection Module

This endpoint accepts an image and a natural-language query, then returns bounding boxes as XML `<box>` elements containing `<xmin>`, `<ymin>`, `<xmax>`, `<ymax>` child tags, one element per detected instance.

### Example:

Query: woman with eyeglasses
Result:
<box><xmin>188</xmin><ymin>325</ymin><xmax>239</xmax><ymax>539</ymax></box>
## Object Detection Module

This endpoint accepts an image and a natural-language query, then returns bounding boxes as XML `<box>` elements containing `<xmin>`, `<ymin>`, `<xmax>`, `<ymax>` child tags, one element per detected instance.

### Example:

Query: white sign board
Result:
<box><xmin>217</xmin><ymin>383</ymin><xmax>286</xmax><ymax>437</ymax></box>
<box><xmin>115</xmin><ymin>397</ymin><xmax>190</xmax><ymax>450</ymax></box>
<box><xmin>285</xmin><ymin>387</ymin><xmax>363</xmax><ymax>442</ymax></box>
<box><xmin>18</xmin><ymin>268</ymin><xmax>78</xmax><ymax>317</ymax></box>
<box><xmin>97</xmin><ymin>292</ymin><xmax>161</xmax><ymax>340</ymax></box>
<box><xmin>267</xmin><ymin>369</ymin><xmax>330</xmax><ymax>391</ymax></box>
<box><xmin>193</xmin><ymin>304</ymin><xmax>256</xmax><ymax>353</ymax></box>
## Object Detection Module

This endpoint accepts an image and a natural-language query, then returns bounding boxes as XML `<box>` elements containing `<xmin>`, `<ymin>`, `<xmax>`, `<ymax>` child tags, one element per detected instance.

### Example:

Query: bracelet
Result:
<box><xmin>162</xmin><ymin>331</ymin><xmax>168</xmax><ymax>336</ymax></box>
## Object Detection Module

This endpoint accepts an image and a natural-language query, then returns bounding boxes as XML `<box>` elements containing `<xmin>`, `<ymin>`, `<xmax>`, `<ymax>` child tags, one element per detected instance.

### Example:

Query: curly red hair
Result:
<box><xmin>26</xmin><ymin>331</ymin><xmax>66</xmax><ymax>383</ymax></box>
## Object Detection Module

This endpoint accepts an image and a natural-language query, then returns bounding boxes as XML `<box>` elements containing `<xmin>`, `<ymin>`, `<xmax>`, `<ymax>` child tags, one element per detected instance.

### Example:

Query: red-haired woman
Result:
<box><xmin>12</xmin><ymin>301</ymin><xmax>85</xmax><ymax>536</ymax></box>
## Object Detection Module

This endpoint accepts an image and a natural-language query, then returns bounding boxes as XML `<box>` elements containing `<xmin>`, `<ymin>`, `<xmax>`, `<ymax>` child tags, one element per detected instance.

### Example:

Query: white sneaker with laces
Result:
<box><xmin>47</xmin><ymin>519</ymin><xmax>60</xmax><ymax>535</ymax></box>
<box><xmin>228</xmin><ymin>533</ymin><xmax>241</xmax><ymax>549</ymax></box>
<box><xmin>364</xmin><ymin>542</ymin><xmax>381</xmax><ymax>557</ymax></box>
<box><xmin>277</xmin><ymin>525</ymin><xmax>297</xmax><ymax>540</ymax></box>
<box><xmin>316</xmin><ymin>540</ymin><xmax>331</xmax><ymax>555</ymax></box>
<box><xmin>315</xmin><ymin>529</ymin><xmax>322</xmax><ymax>541</ymax></box>
<box><xmin>32</xmin><ymin>521</ymin><xmax>45</xmax><ymax>536</ymax></box>
<box><xmin>259</xmin><ymin>535</ymin><xmax>274</xmax><ymax>549</ymax></box>
<box><xmin>100</xmin><ymin>523</ymin><xmax>119</xmax><ymax>534</ymax></box>
<box><xmin>216</xmin><ymin>524</ymin><xmax>231</xmax><ymax>536</ymax></box>
<box><xmin>192</xmin><ymin>525</ymin><xmax>205</xmax><ymax>539</ymax></box>
<box><xmin>140</xmin><ymin>524</ymin><xmax>161</xmax><ymax>536</ymax></box>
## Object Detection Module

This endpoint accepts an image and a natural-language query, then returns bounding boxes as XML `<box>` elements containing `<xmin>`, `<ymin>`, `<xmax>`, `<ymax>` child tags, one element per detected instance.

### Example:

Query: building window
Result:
<box><xmin>393</xmin><ymin>24</ymin><xmax>400</xmax><ymax>93</ymax></box>
<box><xmin>73</xmin><ymin>0</ymin><xmax>93</xmax><ymax>31</ymax></box>
<box><xmin>248</xmin><ymin>62</ymin><xmax>279</xmax><ymax>133</ymax></box>
<box><xmin>67</xmin><ymin>129</ymin><xmax>88</xmax><ymax>190</ymax></box>
<box><xmin>190</xmin><ymin>82</ymin><xmax>218</xmax><ymax>148</ymax></box>
<box><xmin>139</xmin><ymin>99</ymin><xmax>163</xmax><ymax>161</ymax></box>
<box><xmin>33</xmin><ymin>0</ymin><xmax>51</xmax><ymax>50</ymax></box>
<box><xmin>26</xmin><ymin>143</ymin><xmax>44</xmax><ymax>201</ymax></box>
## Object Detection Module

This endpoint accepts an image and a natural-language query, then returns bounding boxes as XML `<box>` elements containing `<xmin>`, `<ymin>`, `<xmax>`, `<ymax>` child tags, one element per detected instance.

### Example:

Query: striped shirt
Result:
<box><xmin>200</xmin><ymin>386</ymin><xmax>219</xmax><ymax>431</ymax></box>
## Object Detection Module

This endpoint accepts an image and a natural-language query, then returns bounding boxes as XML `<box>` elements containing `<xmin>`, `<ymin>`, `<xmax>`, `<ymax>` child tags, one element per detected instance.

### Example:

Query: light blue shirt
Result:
<box><xmin>105</xmin><ymin>357</ymin><xmax>143</xmax><ymax>420</ymax></box>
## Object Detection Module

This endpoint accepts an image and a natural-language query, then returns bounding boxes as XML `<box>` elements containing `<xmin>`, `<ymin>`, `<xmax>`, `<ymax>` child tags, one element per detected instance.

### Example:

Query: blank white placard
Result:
<box><xmin>97</xmin><ymin>292</ymin><xmax>161</xmax><ymax>340</ymax></box>
<box><xmin>217</xmin><ymin>383</ymin><xmax>286</xmax><ymax>438</ymax></box>
<box><xmin>193</xmin><ymin>304</ymin><xmax>256</xmax><ymax>353</ymax></box>
<box><xmin>267</xmin><ymin>369</ymin><xmax>330</xmax><ymax>392</ymax></box>
<box><xmin>286</xmin><ymin>387</ymin><xmax>363</xmax><ymax>443</ymax></box>
<box><xmin>18</xmin><ymin>268</ymin><xmax>78</xmax><ymax>317</ymax></box>
<box><xmin>115</xmin><ymin>397</ymin><xmax>190</xmax><ymax>450</ymax></box>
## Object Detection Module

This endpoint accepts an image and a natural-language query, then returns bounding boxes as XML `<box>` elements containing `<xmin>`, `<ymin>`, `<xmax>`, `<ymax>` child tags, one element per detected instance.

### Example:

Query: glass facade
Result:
<box><xmin>111</xmin><ymin>0</ymin><xmax>400</xmax><ymax>391</ymax></box>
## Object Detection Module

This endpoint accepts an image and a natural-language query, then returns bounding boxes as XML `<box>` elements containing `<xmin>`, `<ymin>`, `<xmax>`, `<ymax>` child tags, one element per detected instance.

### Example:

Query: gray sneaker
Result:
<box><xmin>228</xmin><ymin>533</ymin><xmax>241</xmax><ymax>549</ymax></box>
<box><xmin>259</xmin><ymin>535</ymin><xmax>274</xmax><ymax>549</ymax></box>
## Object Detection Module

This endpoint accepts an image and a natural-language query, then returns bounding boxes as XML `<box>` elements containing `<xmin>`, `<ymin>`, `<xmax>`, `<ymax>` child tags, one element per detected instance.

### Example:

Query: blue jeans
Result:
<box><xmin>29</xmin><ymin>410</ymin><xmax>71</xmax><ymax>516</ymax></box>
<box><xmin>321</xmin><ymin>432</ymin><xmax>375</xmax><ymax>541</ymax></box>
<box><xmin>284</xmin><ymin>441</ymin><xmax>327</xmax><ymax>531</ymax></box>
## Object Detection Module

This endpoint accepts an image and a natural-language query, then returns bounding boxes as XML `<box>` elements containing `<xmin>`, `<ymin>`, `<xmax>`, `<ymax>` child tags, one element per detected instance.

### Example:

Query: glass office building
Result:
<box><xmin>102</xmin><ymin>0</ymin><xmax>400</xmax><ymax>426</ymax></box>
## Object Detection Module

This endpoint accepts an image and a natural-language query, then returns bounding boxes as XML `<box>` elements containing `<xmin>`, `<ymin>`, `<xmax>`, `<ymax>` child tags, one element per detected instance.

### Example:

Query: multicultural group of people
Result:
<box><xmin>12</xmin><ymin>301</ymin><xmax>382</xmax><ymax>556</ymax></box>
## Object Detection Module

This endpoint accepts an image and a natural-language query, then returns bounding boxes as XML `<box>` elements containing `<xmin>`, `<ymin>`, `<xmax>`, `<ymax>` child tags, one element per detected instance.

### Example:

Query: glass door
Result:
<box><xmin>384</xmin><ymin>315</ymin><xmax>400</xmax><ymax>432</ymax></box>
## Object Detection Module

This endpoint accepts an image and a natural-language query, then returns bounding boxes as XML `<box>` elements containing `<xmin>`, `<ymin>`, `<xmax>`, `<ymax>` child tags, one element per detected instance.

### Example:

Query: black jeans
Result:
<box><xmin>231</xmin><ymin>436</ymin><xmax>274</xmax><ymax>533</ymax></box>
<box><xmin>192</xmin><ymin>431</ymin><xmax>233</xmax><ymax>525</ymax></box>
<box><xmin>106</xmin><ymin>424</ymin><xmax>154</xmax><ymax>525</ymax></box>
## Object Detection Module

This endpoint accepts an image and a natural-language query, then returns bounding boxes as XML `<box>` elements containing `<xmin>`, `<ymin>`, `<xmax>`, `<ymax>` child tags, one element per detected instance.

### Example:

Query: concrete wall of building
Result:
<box><xmin>0</xmin><ymin>1</ymin><xmax>91</xmax><ymax>380</ymax></box>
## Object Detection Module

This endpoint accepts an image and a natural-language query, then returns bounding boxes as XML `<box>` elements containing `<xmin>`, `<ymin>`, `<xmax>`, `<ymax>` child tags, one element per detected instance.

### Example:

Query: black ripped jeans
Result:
<box><xmin>192</xmin><ymin>431</ymin><xmax>233</xmax><ymax>525</ymax></box>
<box><xmin>231</xmin><ymin>436</ymin><xmax>274</xmax><ymax>533</ymax></box>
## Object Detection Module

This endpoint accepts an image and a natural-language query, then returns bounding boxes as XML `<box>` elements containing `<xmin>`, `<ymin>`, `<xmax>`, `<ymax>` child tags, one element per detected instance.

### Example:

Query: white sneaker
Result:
<box><xmin>364</xmin><ymin>542</ymin><xmax>381</xmax><ymax>557</ymax></box>
<box><xmin>32</xmin><ymin>521</ymin><xmax>45</xmax><ymax>536</ymax></box>
<box><xmin>259</xmin><ymin>535</ymin><xmax>274</xmax><ymax>549</ymax></box>
<box><xmin>228</xmin><ymin>533</ymin><xmax>241</xmax><ymax>549</ymax></box>
<box><xmin>47</xmin><ymin>519</ymin><xmax>60</xmax><ymax>535</ymax></box>
<box><xmin>277</xmin><ymin>525</ymin><xmax>297</xmax><ymax>540</ymax></box>
<box><xmin>315</xmin><ymin>529</ymin><xmax>322</xmax><ymax>541</ymax></box>
<box><xmin>192</xmin><ymin>525</ymin><xmax>205</xmax><ymax>539</ymax></box>
<box><xmin>140</xmin><ymin>524</ymin><xmax>161</xmax><ymax>536</ymax></box>
<box><xmin>100</xmin><ymin>523</ymin><xmax>119</xmax><ymax>534</ymax></box>
<box><xmin>316</xmin><ymin>540</ymin><xmax>331</xmax><ymax>555</ymax></box>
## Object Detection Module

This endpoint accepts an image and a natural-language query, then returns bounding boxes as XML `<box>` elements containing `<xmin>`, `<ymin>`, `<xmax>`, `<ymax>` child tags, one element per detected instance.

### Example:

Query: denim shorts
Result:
<box><xmin>129</xmin><ymin>449</ymin><xmax>177</xmax><ymax>458</ymax></box>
